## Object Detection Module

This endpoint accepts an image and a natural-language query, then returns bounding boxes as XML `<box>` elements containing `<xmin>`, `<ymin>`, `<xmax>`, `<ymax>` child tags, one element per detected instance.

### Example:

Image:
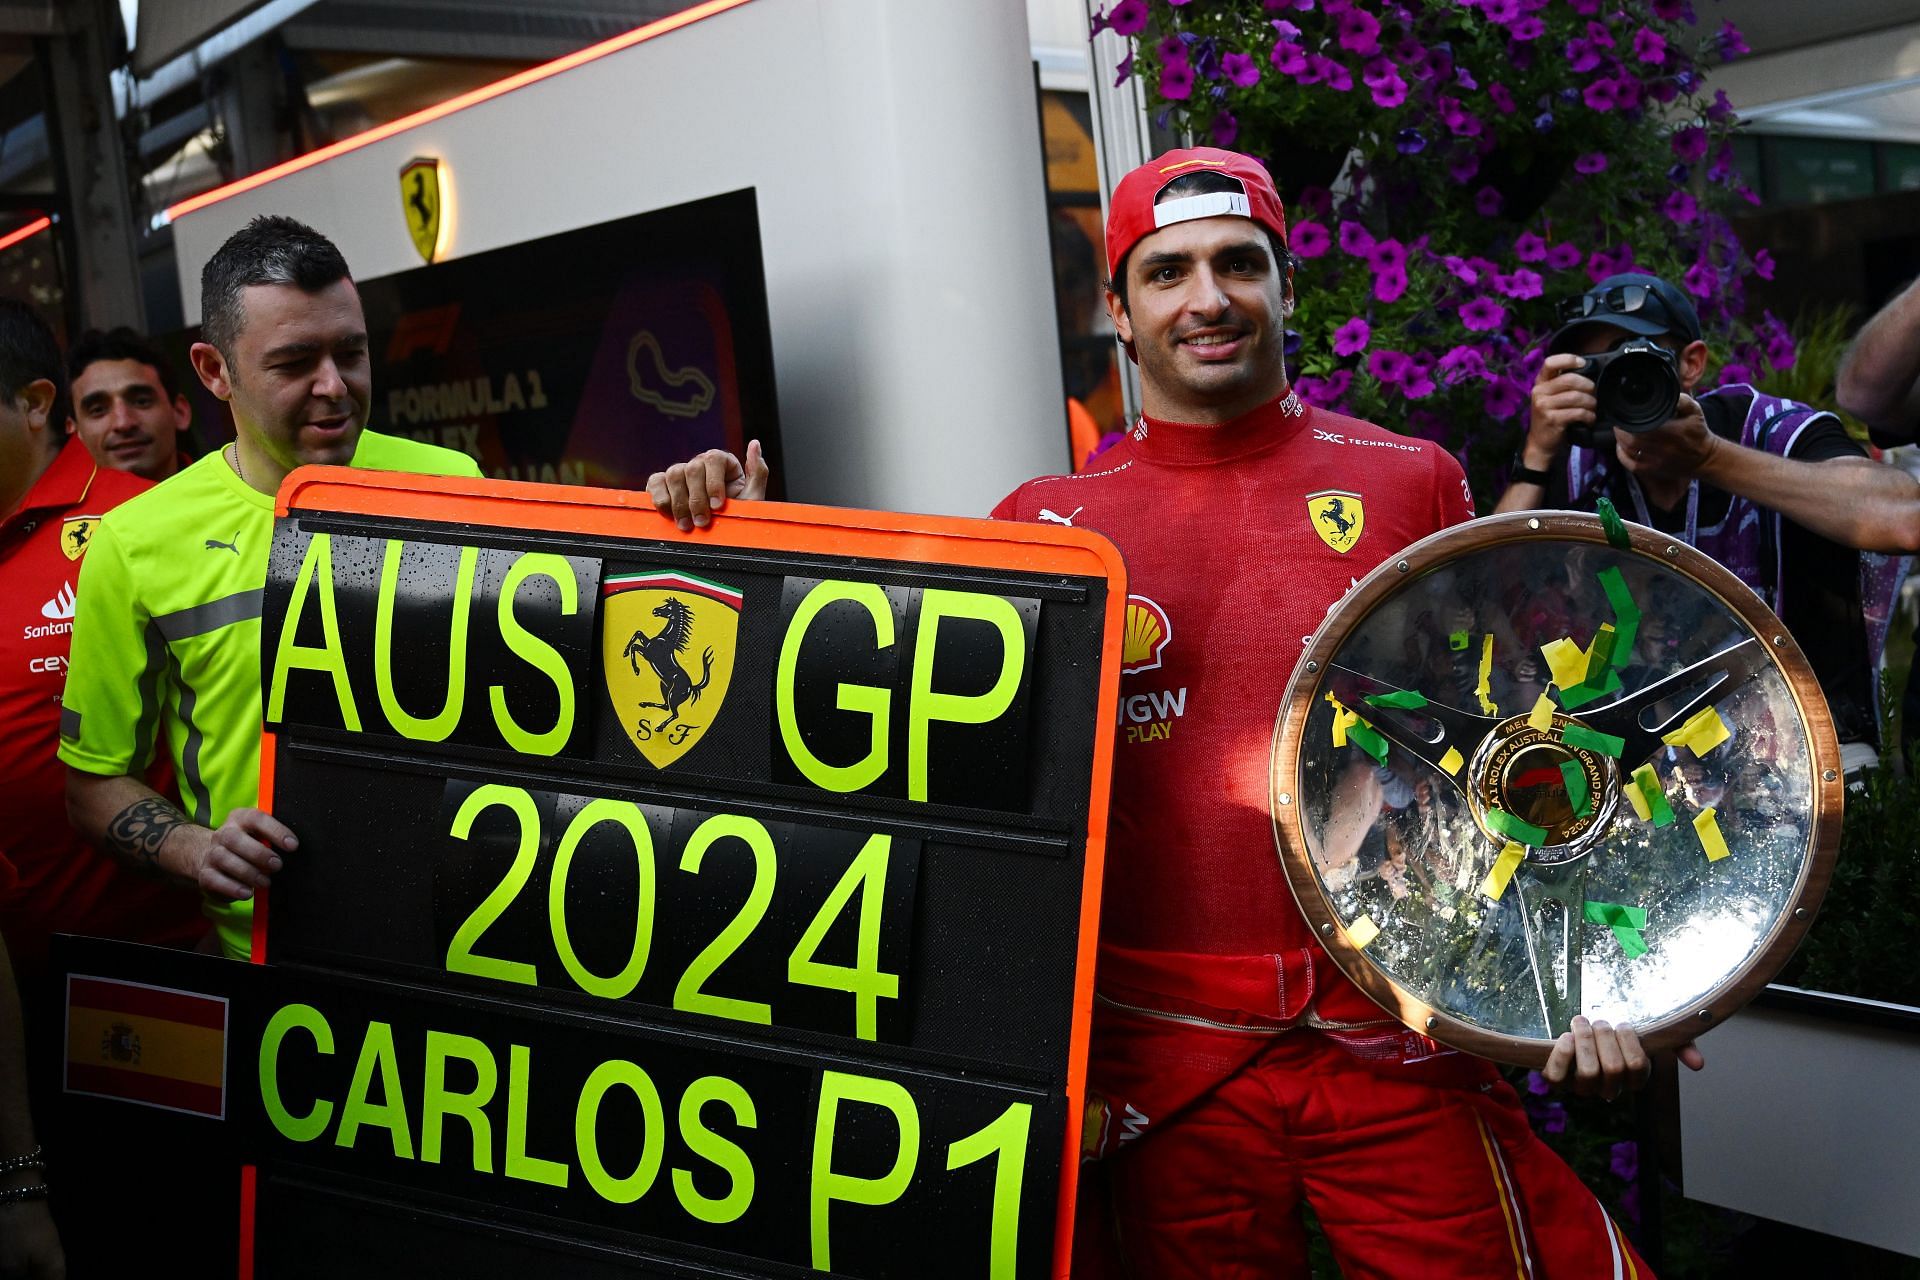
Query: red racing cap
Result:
<box><xmin>1105</xmin><ymin>147</ymin><xmax>1289</xmax><ymax>283</ymax></box>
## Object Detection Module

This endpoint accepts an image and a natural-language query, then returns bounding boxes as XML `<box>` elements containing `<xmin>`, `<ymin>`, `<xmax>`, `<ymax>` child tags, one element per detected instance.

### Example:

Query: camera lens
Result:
<box><xmin>1598</xmin><ymin>345</ymin><xmax>1679</xmax><ymax>432</ymax></box>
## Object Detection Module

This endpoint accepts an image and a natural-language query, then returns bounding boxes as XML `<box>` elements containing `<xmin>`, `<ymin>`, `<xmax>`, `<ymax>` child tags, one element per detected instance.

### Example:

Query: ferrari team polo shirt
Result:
<box><xmin>0</xmin><ymin>437</ymin><xmax>204</xmax><ymax>976</ymax></box>
<box><xmin>60</xmin><ymin>429</ymin><xmax>482</xmax><ymax>958</ymax></box>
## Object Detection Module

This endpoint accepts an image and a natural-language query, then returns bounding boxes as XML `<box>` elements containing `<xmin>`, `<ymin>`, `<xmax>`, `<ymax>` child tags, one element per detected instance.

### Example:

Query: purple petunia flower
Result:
<box><xmin>1338</xmin><ymin>7</ymin><xmax>1381</xmax><ymax>55</ymax></box>
<box><xmin>1271</xmin><ymin>40</ymin><xmax>1310</xmax><ymax>75</ymax></box>
<box><xmin>1160</xmin><ymin>58</ymin><xmax>1195</xmax><ymax>101</ymax></box>
<box><xmin>1583</xmin><ymin>78</ymin><xmax>1621</xmax><ymax>112</ymax></box>
<box><xmin>1753</xmin><ymin>248</ymin><xmax>1776</xmax><ymax>281</ymax></box>
<box><xmin>1651</xmin><ymin>0</ymin><xmax>1685</xmax><ymax>17</ymax></box>
<box><xmin>1291</xmin><ymin>222</ymin><xmax>1332</xmax><ymax>259</ymax></box>
<box><xmin>1221</xmin><ymin>52</ymin><xmax>1262</xmax><ymax>88</ymax></box>
<box><xmin>1708</xmin><ymin>142</ymin><xmax>1737</xmax><ymax>184</ymax></box>
<box><xmin>1633</xmin><ymin>27</ymin><xmax>1667</xmax><ymax>64</ymax></box>
<box><xmin>1483</xmin><ymin>0</ymin><xmax>1519</xmax><ymax>21</ymax></box>
<box><xmin>1485</xmin><ymin>378</ymin><xmax>1526</xmax><ymax>420</ymax></box>
<box><xmin>1510</xmin><ymin>17</ymin><xmax>1545</xmax><ymax>40</ymax></box>
<box><xmin>1441</xmin><ymin>255</ymin><xmax>1480</xmax><ymax>285</ymax></box>
<box><xmin>1448</xmin><ymin>151</ymin><xmax>1481</xmax><ymax>184</ymax></box>
<box><xmin>1395</xmin><ymin>127</ymin><xmax>1428</xmax><ymax>154</ymax></box>
<box><xmin>1375</xmin><ymin>269</ymin><xmax>1409</xmax><ymax>304</ymax></box>
<box><xmin>1545</xmin><ymin>242</ymin><xmax>1582</xmax><ymax>271</ymax></box>
<box><xmin>1321</xmin><ymin>369</ymin><xmax>1353</xmax><ymax>402</ymax></box>
<box><xmin>1565</xmin><ymin>37</ymin><xmax>1603</xmax><ymax>73</ymax></box>
<box><xmin>1494</xmin><ymin>269</ymin><xmax>1544</xmax><ymax>299</ymax></box>
<box><xmin>1460</xmin><ymin>296</ymin><xmax>1507</xmax><ymax>331</ymax></box>
<box><xmin>1270</xmin><ymin>18</ymin><xmax>1302</xmax><ymax>39</ymax></box>
<box><xmin>1210</xmin><ymin>110</ymin><xmax>1239</xmax><ymax>146</ymax></box>
<box><xmin>1339</xmin><ymin>221</ymin><xmax>1376</xmax><ymax>257</ymax></box>
<box><xmin>1362</xmin><ymin>55</ymin><xmax>1397</xmax><ymax>88</ymax></box>
<box><xmin>1717</xmin><ymin>21</ymin><xmax>1749</xmax><ymax>60</ymax></box>
<box><xmin>1113</xmin><ymin>53</ymin><xmax>1134</xmax><ymax>88</ymax></box>
<box><xmin>1533</xmin><ymin>110</ymin><xmax>1555</xmax><ymax>133</ymax></box>
<box><xmin>1298</xmin><ymin>186</ymin><xmax>1334</xmax><ymax>216</ymax></box>
<box><xmin>1157</xmin><ymin>34</ymin><xmax>1187</xmax><ymax>62</ymax></box>
<box><xmin>1108</xmin><ymin>0</ymin><xmax>1149</xmax><ymax>36</ymax></box>
<box><xmin>1721</xmin><ymin>361</ymin><xmax>1753</xmax><ymax>385</ymax></box>
<box><xmin>1662</xmin><ymin>190</ymin><xmax>1698</xmax><ymax>224</ymax></box>
<box><xmin>1455</xmin><ymin>66</ymin><xmax>1479</xmax><ymax>90</ymax></box>
<box><xmin>1514</xmin><ymin>232</ymin><xmax>1548</xmax><ymax>263</ymax></box>
<box><xmin>1574</xmin><ymin>151</ymin><xmax>1609</xmax><ymax>175</ymax></box>
<box><xmin>1474</xmin><ymin>186</ymin><xmax>1504</xmax><ymax>217</ymax></box>
<box><xmin>1370</xmin><ymin>238</ymin><xmax>1408</xmax><ymax>273</ymax></box>
<box><xmin>1488</xmin><ymin>83</ymin><xmax>1517</xmax><ymax>114</ymax></box>
<box><xmin>1438</xmin><ymin>345</ymin><xmax>1489</xmax><ymax>384</ymax></box>
<box><xmin>1333</xmin><ymin>317</ymin><xmax>1371</xmax><ymax>356</ymax></box>
<box><xmin>1369</xmin><ymin>348</ymin><xmax>1413</xmax><ymax>385</ymax></box>
<box><xmin>1586</xmin><ymin>20</ymin><xmax>1615</xmax><ymax>48</ymax></box>
<box><xmin>1672</xmin><ymin>125</ymin><xmax>1709</xmax><ymax>163</ymax></box>
<box><xmin>1402</xmin><ymin>365</ymin><xmax>1437</xmax><ymax>399</ymax></box>
<box><xmin>1310</xmin><ymin>54</ymin><xmax>1354</xmax><ymax>90</ymax></box>
<box><xmin>1706</xmin><ymin>89</ymin><xmax>1737</xmax><ymax>124</ymax></box>
<box><xmin>1610</xmin><ymin>1141</ymin><xmax>1639</xmax><ymax>1182</ymax></box>
<box><xmin>1683</xmin><ymin>261</ymin><xmax>1717</xmax><ymax>298</ymax></box>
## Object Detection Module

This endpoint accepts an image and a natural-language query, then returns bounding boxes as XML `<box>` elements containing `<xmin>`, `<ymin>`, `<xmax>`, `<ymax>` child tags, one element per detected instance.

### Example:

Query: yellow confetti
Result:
<box><xmin>1480</xmin><ymin>841</ymin><xmax>1526</xmax><ymax>901</ymax></box>
<box><xmin>1694</xmin><ymin>807</ymin><xmax>1732</xmax><ymax>862</ymax></box>
<box><xmin>1346</xmin><ymin>916</ymin><xmax>1380</xmax><ymax>948</ymax></box>
<box><xmin>1662</xmin><ymin>705</ymin><xmax>1732</xmax><ymax>758</ymax></box>
<box><xmin>1527</xmin><ymin>690</ymin><xmax>1557</xmax><ymax>732</ymax></box>
<box><xmin>1327</xmin><ymin>692</ymin><xmax>1360</xmax><ymax>748</ymax></box>
<box><xmin>1476</xmin><ymin>633</ymin><xmax>1499</xmax><ymax>715</ymax></box>
<box><xmin>1439</xmin><ymin>745</ymin><xmax>1464</xmax><ymax>775</ymax></box>
<box><xmin>1541</xmin><ymin>636</ymin><xmax>1587</xmax><ymax>690</ymax></box>
<box><xmin>1624</xmin><ymin>767</ymin><xmax>1654</xmax><ymax>821</ymax></box>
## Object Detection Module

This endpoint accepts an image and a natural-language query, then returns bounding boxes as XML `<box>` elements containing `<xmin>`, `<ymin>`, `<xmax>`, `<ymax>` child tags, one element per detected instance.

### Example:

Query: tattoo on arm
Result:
<box><xmin>107</xmin><ymin>797</ymin><xmax>190</xmax><ymax>871</ymax></box>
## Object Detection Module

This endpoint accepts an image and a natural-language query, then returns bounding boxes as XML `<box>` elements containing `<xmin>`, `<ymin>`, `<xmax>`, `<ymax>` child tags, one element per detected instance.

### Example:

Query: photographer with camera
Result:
<box><xmin>1497</xmin><ymin>272</ymin><xmax>1920</xmax><ymax>778</ymax></box>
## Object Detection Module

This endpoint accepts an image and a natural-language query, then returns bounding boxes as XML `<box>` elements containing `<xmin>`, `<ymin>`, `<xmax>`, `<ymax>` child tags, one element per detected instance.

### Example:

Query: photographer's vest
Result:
<box><xmin>1565</xmin><ymin>383</ymin><xmax>1909</xmax><ymax>737</ymax></box>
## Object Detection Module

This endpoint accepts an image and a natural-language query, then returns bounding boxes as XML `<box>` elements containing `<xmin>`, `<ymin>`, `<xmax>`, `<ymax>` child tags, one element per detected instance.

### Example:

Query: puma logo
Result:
<box><xmin>1038</xmin><ymin>506</ymin><xmax>1083</xmax><ymax>526</ymax></box>
<box><xmin>204</xmin><ymin>532</ymin><xmax>241</xmax><ymax>555</ymax></box>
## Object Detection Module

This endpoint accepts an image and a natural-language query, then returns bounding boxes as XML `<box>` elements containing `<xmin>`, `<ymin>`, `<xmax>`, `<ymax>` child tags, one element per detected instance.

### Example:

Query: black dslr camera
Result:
<box><xmin>1569</xmin><ymin>337</ymin><xmax>1680</xmax><ymax>448</ymax></box>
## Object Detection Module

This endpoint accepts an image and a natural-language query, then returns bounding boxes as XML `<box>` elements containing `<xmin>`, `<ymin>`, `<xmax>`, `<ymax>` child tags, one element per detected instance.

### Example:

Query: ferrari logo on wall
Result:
<box><xmin>1307</xmin><ymin>490</ymin><xmax>1365</xmax><ymax>554</ymax></box>
<box><xmin>400</xmin><ymin>157</ymin><xmax>446</xmax><ymax>263</ymax></box>
<box><xmin>601</xmin><ymin>570</ymin><xmax>741</xmax><ymax>769</ymax></box>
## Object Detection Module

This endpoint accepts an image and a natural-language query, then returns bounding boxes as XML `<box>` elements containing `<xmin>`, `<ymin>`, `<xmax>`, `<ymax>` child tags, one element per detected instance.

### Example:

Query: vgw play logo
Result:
<box><xmin>600</xmin><ymin>570</ymin><xmax>742</xmax><ymax>769</ymax></box>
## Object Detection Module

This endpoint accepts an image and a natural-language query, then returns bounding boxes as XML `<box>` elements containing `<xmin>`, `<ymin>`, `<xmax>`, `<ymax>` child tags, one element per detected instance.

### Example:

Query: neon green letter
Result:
<box><xmin>335</xmin><ymin>1020</ymin><xmax>414</xmax><ymax>1159</ymax></box>
<box><xmin>574</xmin><ymin>1060</ymin><xmax>665</xmax><ymax>1205</ymax></box>
<box><xmin>374</xmin><ymin>540</ymin><xmax>479</xmax><ymax>741</ymax></box>
<box><xmin>267</xmin><ymin>533</ymin><xmax>362</xmax><ymax>731</ymax></box>
<box><xmin>908</xmin><ymin>591</ymin><xmax>1026</xmax><ymax>801</ymax></box>
<box><xmin>259</xmin><ymin>1002</ymin><xmax>334</xmax><ymax>1143</ymax></box>
<box><xmin>674</xmin><ymin>1075</ymin><xmax>757</xmax><ymax>1224</ymax></box>
<box><xmin>505</xmin><ymin>1043</ymin><xmax>569</xmax><ymax>1187</ymax></box>
<box><xmin>422</xmin><ymin>1030</ymin><xmax>498</xmax><ymax>1173</ymax></box>
<box><xmin>946</xmin><ymin>1102</ymin><xmax>1033</xmax><ymax>1280</ymax></box>
<box><xmin>489</xmin><ymin>552</ymin><xmax>577</xmax><ymax>756</ymax></box>
<box><xmin>776</xmin><ymin>581</ymin><xmax>893</xmax><ymax>792</ymax></box>
<box><xmin>810</xmin><ymin>1071</ymin><xmax>920</xmax><ymax>1270</ymax></box>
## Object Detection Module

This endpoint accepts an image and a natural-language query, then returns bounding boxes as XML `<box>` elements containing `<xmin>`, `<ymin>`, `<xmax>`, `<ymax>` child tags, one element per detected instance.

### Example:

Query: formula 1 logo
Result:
<box><xmin>1121</xmin><ymin>594</ymin><xmax>1172</xmax><ymax>675</ymax></box>
<box><xmin>602</xmin><ymin>570</ymin><xmax>741</xmax><ymax>769</ymax></box>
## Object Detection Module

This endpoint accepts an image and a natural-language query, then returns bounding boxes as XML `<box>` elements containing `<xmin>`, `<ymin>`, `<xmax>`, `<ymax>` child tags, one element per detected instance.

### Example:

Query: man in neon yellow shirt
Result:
<box><xmin>61</xmin><ymin>215</ymin><xmax>480</xmax><ymax>959</ymax></box>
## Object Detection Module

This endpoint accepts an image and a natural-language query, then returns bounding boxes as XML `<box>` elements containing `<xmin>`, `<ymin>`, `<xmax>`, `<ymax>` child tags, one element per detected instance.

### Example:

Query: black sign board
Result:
<box><xmin>53</xmin><ymin>469</ymin><xmax>1123</xmax><ymax>1279</ymax></box>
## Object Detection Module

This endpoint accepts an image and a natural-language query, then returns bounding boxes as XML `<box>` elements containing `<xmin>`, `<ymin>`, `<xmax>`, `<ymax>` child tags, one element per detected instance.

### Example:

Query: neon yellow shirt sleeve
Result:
<box><xmin>59</xmin><ymin>518</ymin><xmax>160</xmax><ymax>778</ymax></box>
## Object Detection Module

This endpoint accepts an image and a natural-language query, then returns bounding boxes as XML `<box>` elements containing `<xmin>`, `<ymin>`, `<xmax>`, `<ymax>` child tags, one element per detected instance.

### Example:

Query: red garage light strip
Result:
<box><xmin>163</xmin><ymin>0</ymin><xmax>754</xmax><ymax>224</ymax></box>
<box><xmin>0</xmin><ymin>215</ymin><xmax>52</xmax><ymax>252</ymax></box>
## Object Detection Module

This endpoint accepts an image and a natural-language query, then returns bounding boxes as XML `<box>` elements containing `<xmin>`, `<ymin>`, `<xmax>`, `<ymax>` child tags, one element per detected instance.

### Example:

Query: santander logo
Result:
<box><xmin>42</xmin><ymin>580</ymin><xmax>75</xmax><ymax>621</ymax></box>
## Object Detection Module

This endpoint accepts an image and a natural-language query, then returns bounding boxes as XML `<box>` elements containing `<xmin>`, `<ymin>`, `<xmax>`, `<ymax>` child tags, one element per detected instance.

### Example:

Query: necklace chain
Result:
<box><xmin>227</xmin><ymin>441</ymin><xmax>246</xmax><ymax>487</ymax></box>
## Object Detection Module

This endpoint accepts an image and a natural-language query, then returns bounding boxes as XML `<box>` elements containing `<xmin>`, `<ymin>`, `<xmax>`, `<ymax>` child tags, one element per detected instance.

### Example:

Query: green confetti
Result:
<box><xmin>1584</xmin><ymin>900</ymin><xmax>1649</xmax><ymax>958</ymax></box>
<box><xmin>1365</xmin><ymin>689</ymin><xmax>1429</xmax><ymax>711</ymax></box>
<box><xmin>1485</xmin><ymin>807</ymin><xmax>1550</xmax><ymax>847</ymax></box>
<box><xmin>1559</xmin><ymin>759</ymin><xmax>1592</xmax><ymax>817</ymax></box>
<box><xmin>1557</xmin><ymin>669</ymin><xmax>1623</xmax><ymax>710</ymax></box>
<box><xmin>1583</xmin><ymin>625</ymin><xmax>1618</xmax><ymax>684</ymax></box>
<box><xmin>1596</xmin><ymin>496</ymin><xmax>1632</xmax><ymax>551</ymax></box>
<box><xmin>1596</xmin><ymin>566</ymin><xmax>1641</xmax><ymax>663</ymax></box>
<box><xmin>1632</xmin><ymin>763</ymin><xmax>1676</xmax><ymax>828</ymax></box>
<box><xmin>1346</xmin><ymin>721</ymin><xmax>1389</xmax><ymax>765</ymax></box>
<box><xmin>1449</xmin><ymin>631</ymin><xmax>1471</xmax><ymax>651</ymax></box>
<box><xmin>1562</xmin><ymin>724</ymin><xmax>1626</xmax><ymax>757</ymax></box>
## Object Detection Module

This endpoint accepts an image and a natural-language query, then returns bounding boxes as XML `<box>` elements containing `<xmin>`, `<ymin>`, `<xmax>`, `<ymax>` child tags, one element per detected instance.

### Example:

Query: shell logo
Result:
<box><xmin>1122</xmin><ymin>595</ymin><xmax>1173</xmax><ymax>675</ymax></box>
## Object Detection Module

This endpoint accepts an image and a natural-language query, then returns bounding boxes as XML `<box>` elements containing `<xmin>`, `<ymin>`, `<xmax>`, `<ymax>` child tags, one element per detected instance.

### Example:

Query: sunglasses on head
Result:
<box><xmin>1558</xmin><ymin>283</ymin><xmax>1659</xmax><ymax>324</ymax></box>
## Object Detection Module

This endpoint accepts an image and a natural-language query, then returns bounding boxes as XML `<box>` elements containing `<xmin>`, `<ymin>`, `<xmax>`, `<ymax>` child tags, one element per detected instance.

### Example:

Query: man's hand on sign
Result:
<box><xmin>646</xmin><ymin>440</ymin><xmax>769</xmax><ymax>531</ymax></box>
<box><xmin>190</xmin><ymin>807</ymin><xmax>298</xmax><ymax>901</ymax></box>
<box><xmin>1613</xmin><ymin>393</ymin><xmax>1714</xmax><ymax>481</ymax></box>
<box><xmin>1542</xmin><ymin>1016</ymin><xmax>1706</xmax><ymax>1100</ymax></box>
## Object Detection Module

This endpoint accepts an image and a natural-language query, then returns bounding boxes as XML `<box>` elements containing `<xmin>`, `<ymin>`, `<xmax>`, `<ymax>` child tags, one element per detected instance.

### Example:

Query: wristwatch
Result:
<box><xmin>1509</xmin><ymin>448</ymin><xmax>1553</xmax><ymax>486</ymax></box>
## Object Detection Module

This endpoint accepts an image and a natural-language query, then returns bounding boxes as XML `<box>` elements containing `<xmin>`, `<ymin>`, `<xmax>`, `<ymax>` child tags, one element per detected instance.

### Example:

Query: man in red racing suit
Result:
<box><xmin>651</xmin><ymin>148</ymin><xmax>1666</xmax><ymax>1278</ymax></box>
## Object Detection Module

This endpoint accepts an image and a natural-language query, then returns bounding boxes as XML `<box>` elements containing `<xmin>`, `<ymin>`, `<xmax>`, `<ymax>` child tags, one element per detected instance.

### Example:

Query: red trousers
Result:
<box><xmin>1076</xmin><ymin>1022</ymin><xmax>1649</xmax><ymax>1279</ymax></box>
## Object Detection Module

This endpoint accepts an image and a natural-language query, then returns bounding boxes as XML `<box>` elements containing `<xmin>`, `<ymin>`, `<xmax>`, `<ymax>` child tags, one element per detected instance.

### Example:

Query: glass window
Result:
<box><xmin>1764</xmin><ymin>136</ymin><xmax>1875</xmax><ymax>206</ymax></box>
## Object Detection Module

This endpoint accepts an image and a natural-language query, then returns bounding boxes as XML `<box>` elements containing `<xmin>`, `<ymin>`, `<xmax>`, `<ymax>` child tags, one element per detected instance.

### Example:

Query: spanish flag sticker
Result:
<box><xmin>64</xmin><ymin>975</ymin><xmax>228</xmax><ymax>1118</ymax></box>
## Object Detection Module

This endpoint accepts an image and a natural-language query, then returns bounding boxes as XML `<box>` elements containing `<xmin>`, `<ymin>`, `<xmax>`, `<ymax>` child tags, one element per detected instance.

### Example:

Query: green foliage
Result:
<box><xmin>1755</xmin><ymin>304</ymin><xmax>1870</xmax><ymax>442</ymax></box>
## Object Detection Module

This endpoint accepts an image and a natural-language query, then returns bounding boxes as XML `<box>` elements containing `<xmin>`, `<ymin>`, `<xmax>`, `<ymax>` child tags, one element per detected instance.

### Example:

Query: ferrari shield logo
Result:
<box><xmin>1307</xmin><ymin>490</ymin><xmax>1364</xmax><ymax>553</ymax></box>
<box><xmin>601</xmin><ymin>571</ymin><xmax>742</xmax><ymax>769</ymax></box>
<box><xmin>60</xmin><ymin>516</ymin><xmax>98</xmax><ymax>561</ymax></box>
<box><xmin>400</xmin><ymin>157</ymin><xmax>444</xmax><ymax>263</ymax></box>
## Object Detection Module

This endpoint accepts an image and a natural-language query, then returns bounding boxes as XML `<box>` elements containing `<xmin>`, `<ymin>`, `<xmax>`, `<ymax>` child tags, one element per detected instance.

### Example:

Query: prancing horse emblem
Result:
<box><xmin>601</xmin><ymin>571</ymin><xmax>742</xmax><ymax>770</ymax></box>
<box><xmin>1306</xmin><ymin>489</ymin><xmax>1366</xmax><ymax>554</ymax></box>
